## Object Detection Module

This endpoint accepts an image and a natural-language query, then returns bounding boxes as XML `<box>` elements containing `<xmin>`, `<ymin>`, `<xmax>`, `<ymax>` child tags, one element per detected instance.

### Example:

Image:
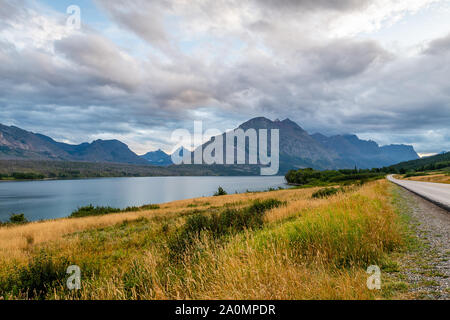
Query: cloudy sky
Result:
<box><xmin>1</xmin><ymin>0</ymin><xmax>449</xmax><ymax>155</ymax></box>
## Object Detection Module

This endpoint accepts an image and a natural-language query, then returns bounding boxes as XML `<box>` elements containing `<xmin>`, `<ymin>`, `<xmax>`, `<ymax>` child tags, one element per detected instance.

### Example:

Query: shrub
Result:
<box><xmin>312</xmin><ymin>188</ymin><xmax>340</xmax><ymax>199</ymax></box>
<box><xmin>69</xmin><ymin>203</ymin><xmax>160</xmax><ymax>218</ymax></box>
<box><xmin>8</xmin><ymin>213</ymin><xmax>29</xmax><ymax>224</ymax></box>
<box><xmin>123</xmin><ymin>204</ymin><xmax>160</xmax><ymax>212</ymax></box>
<box><xmin>1</xmin><ymin>251</ymin><xmax>69</xmax><ymax>299</ymax></box>
<box><xmin>248</xmin><ymin>198</ymin><xmax>284</xmax><ymax>214</ymax></box>
<box><xmin>140</xmin><ymin>204</ymin><xmax>160</xmax><ymax>210</ymax></box>
<box><xmin>70</xmin><ymin>205</ymin><xmax>121</xmax><ymax>218</ymax></box>
<box><xmin>285</xmin><ymin>168</ymin><xmax>384</xmax><ymax>186</ymax></box>
<box><xmin>168</xmin><ymin>199</ymin><xmax>285</xmax><ymax>261</ymax></box>
<box><xmin>168</xmin><ymin>214</ymin><xmax>211</xmax><ymax>260</ymax></box>
<box><xmin>213</xmin><ymin>186</ymin><xmax>227</xmax><ymax>196</ymax></box>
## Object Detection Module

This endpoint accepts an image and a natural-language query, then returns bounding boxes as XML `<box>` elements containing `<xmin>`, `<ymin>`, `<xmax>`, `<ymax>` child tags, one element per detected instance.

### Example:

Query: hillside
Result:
<box><xmin>0</xmin><ymin>160</ymin><xmax>260</xmax><ymax>180</ymax></box>
<box><xmin>0</xmin><ymin>124</ymin><xmax>147</xmax><ymax>165</ymax></box>
<box><xmin>387</xmin><ymin>152</ymin><xmax>450</xmax><ymax>172</ymax></box>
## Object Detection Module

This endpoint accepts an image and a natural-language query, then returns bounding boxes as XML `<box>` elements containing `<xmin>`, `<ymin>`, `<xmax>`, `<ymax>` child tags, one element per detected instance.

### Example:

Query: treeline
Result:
<box><xmin>0</xmin><ymin>160</ymin><xmax>169</xmax><ymax>180</ymax></box>
<box><xmin>382</xmin><ymin>152</ymin><xmax>450</xmax><ymax>174</ymax></box>
<box><xmin>385</xmin><ymin>160</ymin><xmax>450</xmax><ymax>173</ymax></box>
<box><xmin>389</xmin><ymin>161</ymin><xmax>450</xmax><ymax>174</ymax></box>
<box><xmin>286</xmin><ymin>152</ymin><xmax>450</xmax><ymax>186</ymax></box>
<box><xmin>0</xmin><ymin>172</ymin><xmax>45</xmax><ymax>180</ymax></box>
<box><xmin>285</xmin><ymin>168</ymin><xmax>385</xmax><ymax>186</ymax></box>
<box><xmin>0</xmin><ymin>160</ymin><xmax>260</xmax><ymax>181</ymax></box>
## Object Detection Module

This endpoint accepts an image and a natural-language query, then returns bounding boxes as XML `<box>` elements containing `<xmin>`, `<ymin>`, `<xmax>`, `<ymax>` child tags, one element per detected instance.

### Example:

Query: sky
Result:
<box><xmin>0</xmin><ymin>0</ymin><xmax>449</xmax><ymax>156</ymax></box>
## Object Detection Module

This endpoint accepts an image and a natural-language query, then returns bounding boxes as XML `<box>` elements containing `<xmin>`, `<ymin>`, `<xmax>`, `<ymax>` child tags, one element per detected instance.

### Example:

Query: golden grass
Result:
<box><xmin>72</xmin><ymin>240</ymin><xmax>375</xmax><ymax>300</ymax></box>
<box><xmin>0</xmin><ymin>187</ymin><xmax>318</xmax><ymax>262</ymax></box>
<box><xmin>404</xmin><ymin>173</ymin><xmax>450</xmax><ymax>184</ymax></box>
<box><xmin>0</xmin><ymin>180</ymin><xmax>406</xmax><ymax>300</ymax></box>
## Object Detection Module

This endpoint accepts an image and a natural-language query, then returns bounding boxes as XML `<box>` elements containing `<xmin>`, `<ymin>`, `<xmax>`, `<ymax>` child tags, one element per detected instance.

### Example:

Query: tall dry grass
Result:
<box><xmin>0</xmin><ymin>187</ymin><xmax>317</xmax><ymax>262</ymax></box>
<box><xmin>0</xmin><ymin>180</ymin><xmax>404</xmax><ymax>300</ymax></box>
<box><xmin>405</xmin><ymin>173</ymin><xmax>450</xmax><ymax>184</ymax></box>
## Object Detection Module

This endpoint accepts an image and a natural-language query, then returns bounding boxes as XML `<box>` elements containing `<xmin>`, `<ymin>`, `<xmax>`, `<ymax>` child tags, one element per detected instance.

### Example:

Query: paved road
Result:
<box><xmin>388</xmin><ymin>175</ymin><xmax>450</xmax><ymax>211</ymax></box>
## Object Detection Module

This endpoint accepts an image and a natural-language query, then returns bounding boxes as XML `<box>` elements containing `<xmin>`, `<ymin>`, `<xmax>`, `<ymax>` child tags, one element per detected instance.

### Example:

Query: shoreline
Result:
<box><xmin>0</xmin><ymin>176</ymin><xmax>289</xmax><ymax>223</ymax></box>
<box><xmin>0</xmin><ymin>174</ymin><xmax>286</xmax><ymax>183</ymax></box>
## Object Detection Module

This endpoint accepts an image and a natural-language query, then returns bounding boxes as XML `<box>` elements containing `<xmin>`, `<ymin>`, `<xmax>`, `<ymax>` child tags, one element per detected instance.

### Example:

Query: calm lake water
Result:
<box><xmin>0</xmin><ymin>176</ymin><xmax>286</xmax><ymax>222</ymax></box>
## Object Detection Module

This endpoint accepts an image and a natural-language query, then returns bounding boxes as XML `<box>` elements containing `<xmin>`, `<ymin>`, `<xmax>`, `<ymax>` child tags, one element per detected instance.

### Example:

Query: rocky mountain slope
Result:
<box><xmin>0</xmin><ymin>124</ymin><xmax>147</xmax><ymax>165</ymax></box>
<box><xmin>0</xmin><ymin>118</ymin><xmax>419</xmax><ymax>170</ymax></box>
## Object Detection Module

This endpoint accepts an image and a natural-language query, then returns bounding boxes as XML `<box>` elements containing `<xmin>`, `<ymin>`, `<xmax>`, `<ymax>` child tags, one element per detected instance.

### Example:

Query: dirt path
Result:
<box><xmin>391</xmin><ymin>185</ymin><xmax>449</xmax><ymax>299</ymax></box>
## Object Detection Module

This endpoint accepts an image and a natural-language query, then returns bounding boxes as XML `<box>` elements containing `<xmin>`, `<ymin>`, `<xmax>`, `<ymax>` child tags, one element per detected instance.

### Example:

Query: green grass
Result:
<box><xmin>168</xmin><ymin>199</ymin><xmax>286</xmax><ymax>261</ymax></box>
<box><xmin>0</xmin><ymin>251</ymin><xmax>70</xmax><ymax>299</ymax></box>
<box><xmin>311</xmin><ymin>187</ymin><xmax>344</xmax><ymax>199</ymax></box>
<box><xmin>0</xmin><ymin>181</ymin><xmax>414</xmax><ymax>300</ymax></box>
<box><xmin>253</xmin><ymin>196</ymin><xmax>400</xmax><ymax>268</ymax></box>
<box><xmin>403</xmin><ymin>172</ymin><xmax>429</xmax><ymax>178</ymax></box>
<box><xmin>70</xmin><ymin>203</ymin><xmax>160</xmax><ymax>218</ymax></box>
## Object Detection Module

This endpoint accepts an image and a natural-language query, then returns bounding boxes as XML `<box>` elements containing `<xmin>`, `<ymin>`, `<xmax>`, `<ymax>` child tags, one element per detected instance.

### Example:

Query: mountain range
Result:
<box><xmin>0</xmin><ymin>123</ymin><xmax>147</xmax><ymax>165</ymax></box>
<box><xmin>141</xmin><ymin>149</ymin><xmax>173</xmax><ymax>166</ymax></box>
<box><xmin>0</xmin><ymin>118</ymin><xmax>419</xmax><ymax>171</ymax></box>
<box><xmin>195</xmin><ymin>117</ymin><xmax>419</xmax><ymax>172</ymax></box>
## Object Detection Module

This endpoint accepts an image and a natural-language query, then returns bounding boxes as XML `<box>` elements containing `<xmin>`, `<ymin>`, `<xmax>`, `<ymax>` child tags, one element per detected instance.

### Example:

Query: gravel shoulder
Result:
<box><xmin>388</xmin><ymin>184</ymin><xmax>449</xmax><ymax>299</ymax></box>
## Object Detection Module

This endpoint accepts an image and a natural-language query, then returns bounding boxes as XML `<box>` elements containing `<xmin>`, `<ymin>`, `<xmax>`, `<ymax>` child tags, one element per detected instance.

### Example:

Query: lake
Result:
<box><xmin>0</xmin><ymin>176</ymin><xmax>287</xmax><ymax>222</ymax></box>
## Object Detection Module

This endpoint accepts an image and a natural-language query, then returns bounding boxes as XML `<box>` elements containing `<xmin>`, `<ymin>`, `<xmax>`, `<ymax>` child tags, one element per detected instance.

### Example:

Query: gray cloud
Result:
<box><xmin>0</xmin><ymin>0</ymin><xmax>449</xmax><ymax>154</ymax></box>
<box><xmin>54</xmin><ymin>34</ymin><xmax>144</xmax><ymax>92</ymax></box>
<box><xmin>94</xmin><ymin>0</ymin><xmax>171</xmax><ymax>46</ymax></box>
<box><xmin>258</xmin><ymin>0</ymin><xmax>371</xmax><ymax>12</ymax></box>
<box><xmin>305</xmin><ymin>40</ymin><xmax>391</xmax><ymax>79</ymax></box>
<box><xmin>0</xmin><ymin>0</ymin><xmax>26</xmax><ymax>26</ymax></box>
<box><xmin>424</xmin><ymin>33</ymin><xmax>450</xmax><ymax>55</ymax></box>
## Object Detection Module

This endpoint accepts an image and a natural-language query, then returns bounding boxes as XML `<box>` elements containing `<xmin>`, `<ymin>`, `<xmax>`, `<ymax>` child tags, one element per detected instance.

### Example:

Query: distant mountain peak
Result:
<box><xmin>280</xmin><ymin>118</ymin><xmax>304</xmax><ymax>130</ymax></box>
<box><xmin>238</xmin><ymin>117</ymin><xmax>306</xmax><ymax>132</ymax></box>
<box><xmin>0</xmin><ymin>124</ymin><xmax>147</xmax><ymax>165</ymax></box>
<box><xmin>140</xmin><ymin>148</ymin><xmax>172</xmax><ymax>166</ymax></box>
<box><xmin>1</xmin><ymin>119</ymin><xmax>421</xmax><ymax>171</ymax></box>
<box><xmin>239</xmin><ymin>116</ymin><xmax>273</xmax><ymax>128</ymax></box>
<box><xmin>281</xmin><ymin>118</ymin><xmax>295</xmax><ymax>124</ymax></box>
<box><xmin>143</xmin><ymin>149</ymin><xmax>169</xmax><ymax>156</ymax></box>
<box><xmin>311</xmin><ymin>132</ymin><xmax>419</xmax><ymax>168</ymax></box>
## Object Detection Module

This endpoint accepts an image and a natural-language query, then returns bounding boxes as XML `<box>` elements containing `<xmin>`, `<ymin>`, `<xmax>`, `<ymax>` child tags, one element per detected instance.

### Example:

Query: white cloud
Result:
<box><xmin>329</xmin><ymin>0</ymin><xmax>440</xmax><ymax>37</ymax></box>
<box><xmin>0</xmin><ymin>0</ymin><xmax>449</xmax><ymax>154</ymax></box>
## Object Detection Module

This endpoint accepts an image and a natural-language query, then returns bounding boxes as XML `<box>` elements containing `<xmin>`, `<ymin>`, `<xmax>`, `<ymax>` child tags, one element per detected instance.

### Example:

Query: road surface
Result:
<box><xmin>387</xmin><ymin>175</ymin><xmax>450</xmax><ymax>211</ymax></box>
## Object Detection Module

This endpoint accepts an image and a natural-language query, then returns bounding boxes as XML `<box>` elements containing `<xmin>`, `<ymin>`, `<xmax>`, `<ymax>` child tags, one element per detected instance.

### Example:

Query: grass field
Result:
<box><xmin>402</xmin><ymin>172</ymin><xmax>450</xmax><ymax>184</ymax></box>
<box><xmin>0</xmin><ymin>180</ymin><xmax>408</xmax><ymax>300</ymax></box>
